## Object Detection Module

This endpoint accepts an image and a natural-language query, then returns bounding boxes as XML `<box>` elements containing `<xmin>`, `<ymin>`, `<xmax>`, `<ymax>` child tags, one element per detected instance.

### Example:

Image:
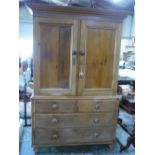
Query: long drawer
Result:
<box><xmin>34</xmin><ymin>112</ymin><xmax>117</xmax><ymax>128</ymax></box>
<box><xmin>34</xmin><ymin>126</ymin><xmax>115</xmax><ymax>146</ymax></box>
<box><xmin>33</xmin><ymin>99</ymin><xmax>118</xmax><ymax>113</ymax></box>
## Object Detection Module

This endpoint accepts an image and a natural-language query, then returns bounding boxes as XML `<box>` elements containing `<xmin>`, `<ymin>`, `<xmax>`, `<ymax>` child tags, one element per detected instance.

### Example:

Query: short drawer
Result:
<box><xmin>34</xmin><ymin>126</ymin><xmax>115</xmax><ymax>146</ymax></box>
<box><xmin>33</xmin><ymin>100</ymin><xmax>77</xmax><ymax>113</ymax></box>
<box><xmin>34</xmin><ymin>112</ymin><xmax>117</xmax><ymax>128</ymax></box>
<box><xmin>77</xmin><ymin>100</ymin><xmax>118</xmax><ymax>112</ymax></box>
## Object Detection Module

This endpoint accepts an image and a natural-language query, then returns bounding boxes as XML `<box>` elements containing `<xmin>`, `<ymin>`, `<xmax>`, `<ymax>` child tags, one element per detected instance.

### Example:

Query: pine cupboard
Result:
<box><xmin>27</xmin><ymin>3</ymin><xmax>128</xmax><ymax>149</ymax></box>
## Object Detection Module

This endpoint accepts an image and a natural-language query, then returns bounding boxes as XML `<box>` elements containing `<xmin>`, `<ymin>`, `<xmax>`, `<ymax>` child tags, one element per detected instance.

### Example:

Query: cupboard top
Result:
<box><xmin>27</xmin><ymin>3</ymin><xmax>130</xmax><ymax>22</ymax></box>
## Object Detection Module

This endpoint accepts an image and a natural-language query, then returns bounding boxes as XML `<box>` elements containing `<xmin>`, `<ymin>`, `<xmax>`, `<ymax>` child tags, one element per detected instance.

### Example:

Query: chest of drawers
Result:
<box><xmin>32</xmin><ymin>97</ymin><xmax>119</xmax><ymax>147</ymax></box>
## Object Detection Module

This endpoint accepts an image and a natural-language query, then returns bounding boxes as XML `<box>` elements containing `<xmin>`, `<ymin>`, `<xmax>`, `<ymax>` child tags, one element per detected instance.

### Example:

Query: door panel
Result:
<box><xmin>78</xmin><ymin>20</ymin><xmax>121</xmax><ymax>95</ymax></box>
<box><xmin>40</xmin><ymin>25</ymin><xmax>71</xmax><ymax>88</ymax></box>
<box><xmin>85</xmin><ymin>28</ymin><xmax>115</xmax><ymax>88</ymax></box>
<box><xmin>34</xmin><ymin>17</ymin><xmax>78</xmax><ymax>95</ymax></box>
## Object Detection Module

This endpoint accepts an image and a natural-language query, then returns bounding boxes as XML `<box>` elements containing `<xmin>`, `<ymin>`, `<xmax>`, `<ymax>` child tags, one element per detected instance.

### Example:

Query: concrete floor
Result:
<box><xmin>19</xmin><ymin>109</ymin><xmax>135</xmax><ymax>155</ymax></box>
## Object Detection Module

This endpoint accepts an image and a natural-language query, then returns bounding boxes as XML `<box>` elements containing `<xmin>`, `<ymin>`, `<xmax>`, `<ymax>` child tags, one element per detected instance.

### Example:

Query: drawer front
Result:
<box><xmin>33</xmin><ymin>99</ymin><xmax>118</xmax><ymax>113</ymax></box>
<box><xmin>34</xmin><ymin>112</ymin><xmax>117</xmax><ymax>128</ymax></box>
<box><xmin>77</xmin><ymin>100</ymin><xmax>118</xmax><ymax>112</ymax></box>
<box><xmin>33</xmin><ymin>100</ymin><xmax>77</xmax><ymax>113</ymax></box>
<box><xmin>34</xmin><ymin>126</ymin><xmax>115</xmax><ymax>145</ymax></box>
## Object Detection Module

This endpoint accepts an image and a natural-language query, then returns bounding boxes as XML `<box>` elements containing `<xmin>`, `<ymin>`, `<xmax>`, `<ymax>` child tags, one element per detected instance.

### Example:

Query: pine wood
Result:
<box><xmin>77</xmin><ymin>100</ymin><xmax>118</xmax><ymax>112</ymax></box>
<box><xmin>78</xmin><ymin>20</ymin><xmax>121</xmax><ymax>95</ymax></box>
<box><xmin>33</xmin><ymin>17</ymin><xmax>78</xmax><ymax>95</ymax></box>
<box><xmin>27</xmin><ymin>3</ymin><xmax>131</xmax><ymax>21</ymax></box>
<box><xmin>34</xmin><ymin>112</ymin><xmax>117</xmax><ymax>128</ymax></box>
<box><xmin>34</xmin><ymin>126</ymin><xmax>115</xmax><ymax>146</ymax></box>
<box><xmin>34</xmin><ymin>100</ymin><xmax>78</xmax><ymax>113</ymax></box>
<box><xmin>28</xmin><ymin>3</ymin><xmax>127</xmax><ymax>149</ymax></box>
<box><xmin>39</xmin><ymin>24</ymin><xmax>70</xmax><ymax>89</ymax></box>
<box><xmin>32</xmin><ymin>95</ymin><xmax>120</xmax><ymax>100</ymax></box>
<box><xmin>32</xmin><ymin>99</ymin><xmax>118</xmax><ymax>113</ymax></box>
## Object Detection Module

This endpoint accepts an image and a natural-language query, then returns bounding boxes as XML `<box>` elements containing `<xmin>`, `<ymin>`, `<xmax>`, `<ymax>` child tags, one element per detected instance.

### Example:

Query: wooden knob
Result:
<box><xmin>94</xmin><ymin>132</ymin><xmax>99</xmax><ymax>138</ymax></box>
<box><xmin>72</xmin><ymin>50</ymin><xmax>77</xmax><ymax>55</ymax></box>
<box><xmin>52</xmin><ymin>103</ymin><xmax>57</xmax><ymax>109</ymax></box>
<box><xmin>80</xmin><ymin>51</ymin><xmax>85</xmax><ymax>56</ymax></box>
<box><xmin>51</xmin><ymin>118</ymin><xmax>58</xmax><ymax>124</ymax></box>
<box><xmin>95</xmin><ymin>104</ymin><xmax>100</xmax><ymax>110</ymax></box>
<box><xmin>94</xmin><ymin>118</ymin><xmax>100</xmax><ymax>123</ymax></box>
<box><xmin>52</xmin><ymin>134</ymin><xmax>58</xmax><ymax>139</ymax></box>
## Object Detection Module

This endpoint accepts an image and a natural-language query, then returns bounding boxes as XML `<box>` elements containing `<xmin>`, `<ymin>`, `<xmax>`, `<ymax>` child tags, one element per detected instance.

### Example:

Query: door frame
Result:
<box><xmin>77</xmin><ymin>20</ymin><xmax>122</xmax><ymax>96</ymax></box>
<box><xmin>33</xmin><ymin>17</ymin><xmax>78</xmax><ymax>96</ymax></box>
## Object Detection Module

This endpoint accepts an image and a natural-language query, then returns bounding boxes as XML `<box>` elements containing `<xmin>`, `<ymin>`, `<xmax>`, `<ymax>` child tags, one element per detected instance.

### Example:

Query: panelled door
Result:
<box><xmin>33</xmin><ymin>17</ymin><xmax>78</xmax><ymax>95</ymax></box>
<box><xmin>78</xmin><ymin>20</ymin><xmax>122</xmax><ymax>96</ymax></box>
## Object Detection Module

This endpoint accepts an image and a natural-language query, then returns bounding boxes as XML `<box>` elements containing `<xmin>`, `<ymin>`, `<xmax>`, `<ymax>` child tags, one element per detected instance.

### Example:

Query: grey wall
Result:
<box><xmin>131</xmin><ymin>15</ymin><xmax>135</xmax><ymax>37</ymax></box>
<box><xmin>19</xmin><ymin>6</ymin><xmax>33</xmax><ymax>39</ymax></box>
<box><xmin>122</xmin><ymin>14</ymin><xmax>135</xmax><ymax>38</ymax></box>
<box><xmin>19</xmin><ymin>21</ymin><xmax>33</xmax><ymax>39</ymax></box>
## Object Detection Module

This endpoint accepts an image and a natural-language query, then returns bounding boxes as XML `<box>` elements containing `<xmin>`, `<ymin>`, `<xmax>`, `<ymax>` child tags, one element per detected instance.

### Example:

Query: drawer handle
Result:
<box><xmin>51</xmin><ymin>118</ymin><xmax>58</xmax><ymax>124</ymax></box>
<box><xmin>94</xmin><ymin>132</ymin><xmax>99</xmax><ymax>138</ymax></box>
<box><xmin>52</xmin><ymin>134</ymin><xmax>58</xmax><ymax>140</ymax></box>
<box><xmin>80</xmin><ymin>51</ymin><xmax>85</xmax><ymax>56</ymax></box>
<box><xmin>93</xmin><ymin>118</ymin><xmax>100</xmax><ymax>123</ymax></box>
<box><xmin>72</xmin><ymin>50</ymin><xmax>77</xmax><ymax>56</ymax></box>
<box><xmin>51</xmin><ymin>103</ymin><xmax>58</xmax><ymax>109</ymax></box>
<box><xmin>95</xmin><ymin>104</ymin><xmax>100</xmax><ymax>110</ymax></box>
